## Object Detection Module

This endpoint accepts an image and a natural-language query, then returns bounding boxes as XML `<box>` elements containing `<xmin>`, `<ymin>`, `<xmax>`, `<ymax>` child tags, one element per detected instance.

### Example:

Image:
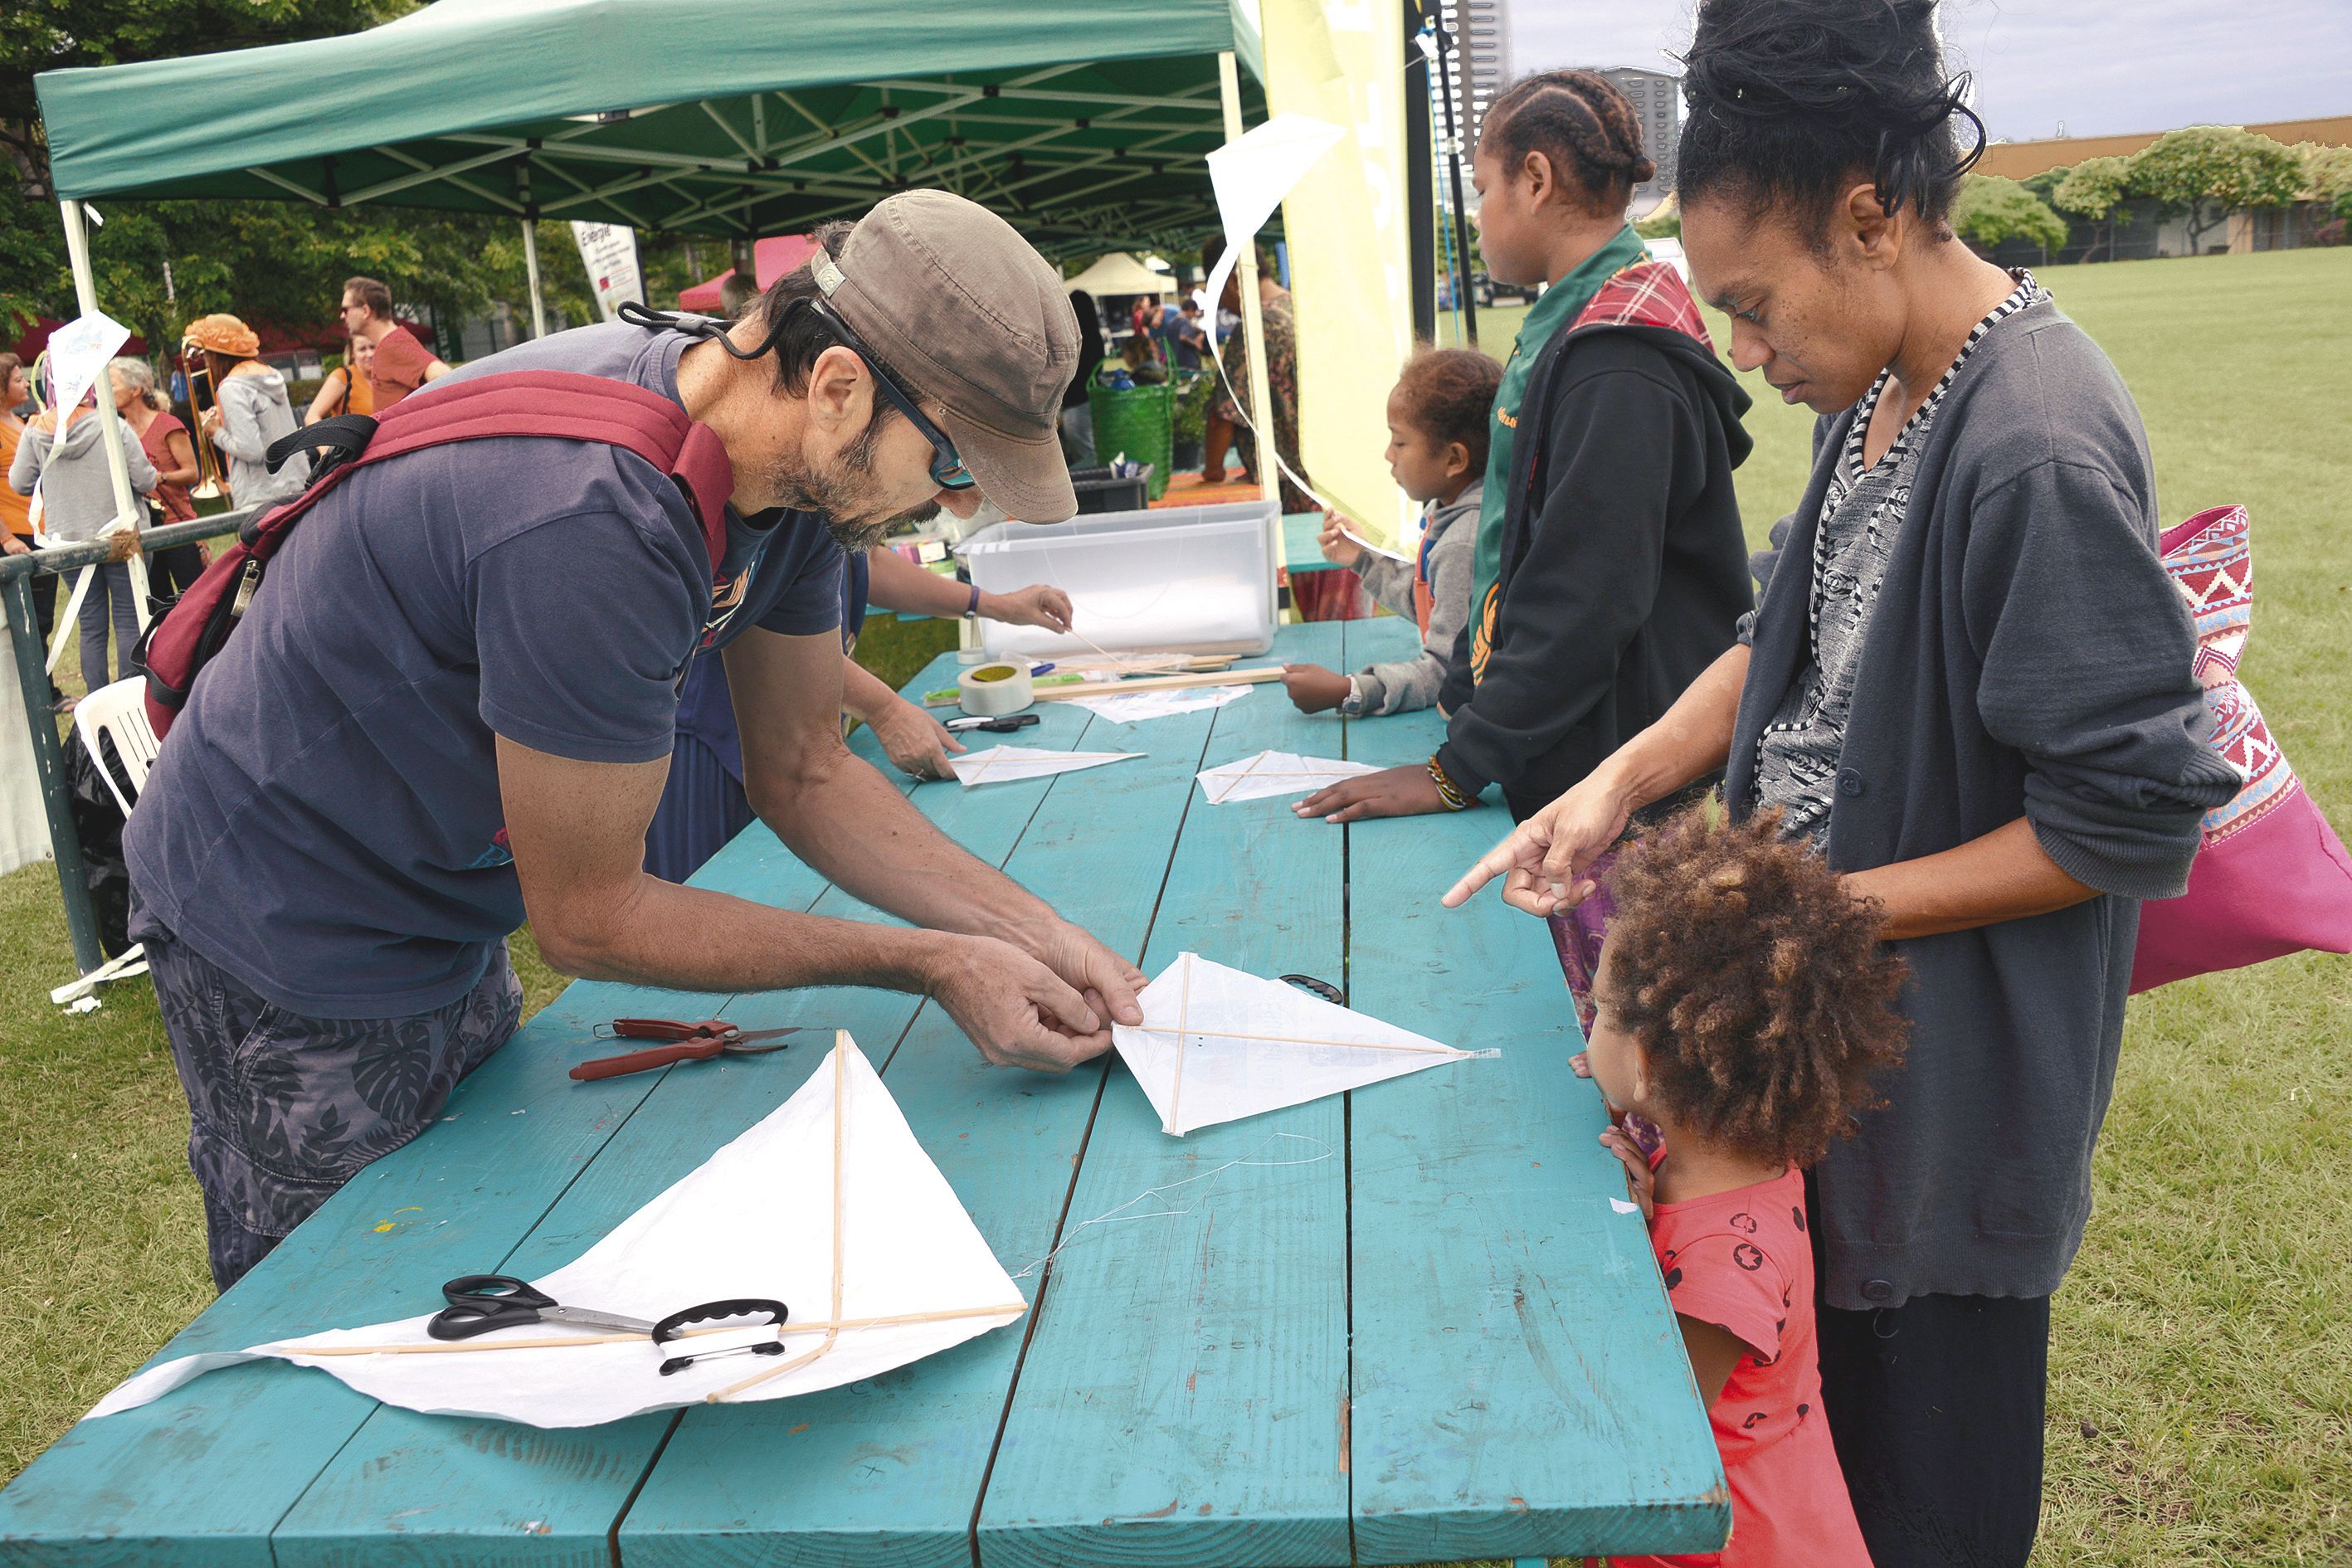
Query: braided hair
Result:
<box><xmin>1677</xmin><ymin>0</ymin><xmax>1986</xmax><ymax>240</ymax></box>
<box><xmin>1603</xmin><ymin>803</ymin><xmax>1909</xmax><ymax>1169</ymax></box>
<box><xmin>1478</xmin><ymin>69</ymin><xmax>1656</xmax><ymax>215</ymax></box>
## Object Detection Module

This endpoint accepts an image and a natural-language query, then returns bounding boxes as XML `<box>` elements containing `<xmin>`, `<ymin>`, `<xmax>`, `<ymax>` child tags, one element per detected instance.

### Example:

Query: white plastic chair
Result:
<box><xmin>74</xmin><ymin>675</ymin><xmax>161</xmax><ymax>819</ymax></box>
<box><xmin>51</xmin><ymin>677</ymin><xmax>159</xmax><ymax>1005</ymax></box>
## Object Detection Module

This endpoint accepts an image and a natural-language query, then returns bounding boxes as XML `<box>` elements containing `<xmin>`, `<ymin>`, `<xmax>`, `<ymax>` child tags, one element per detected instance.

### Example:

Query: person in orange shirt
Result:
<box><xmin>1581</xmin><ymin>803</ymin><xmax>1907</xmax><ymax>1568</ymax></box>
<box><xmin>0</xmin><ymin>352</ymin><xmax>63</xmax><ymax>708</ymax></box>
<box><xmin>304</xmin><ymin>334</ymin><xmax>376</xmax><ymax>424</ymax></box>
<box><xmin>338</xmin><ymin>275</ymin><xmax>449</xmax><ymax>410</ymax></box>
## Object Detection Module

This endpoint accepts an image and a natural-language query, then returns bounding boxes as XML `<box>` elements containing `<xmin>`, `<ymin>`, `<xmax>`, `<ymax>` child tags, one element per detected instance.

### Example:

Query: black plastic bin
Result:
<box><xmin>1069</xmin><ymin>464</ymin><xmax>1152</xmax><ymax>515</ymax></box>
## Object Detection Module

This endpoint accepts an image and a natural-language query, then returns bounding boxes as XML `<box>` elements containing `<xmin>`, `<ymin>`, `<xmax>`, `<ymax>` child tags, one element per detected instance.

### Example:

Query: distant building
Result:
<box><xmin>1428</xmin><ymin>0</ymin><xmax>1512</xmax><ymax>207</ymax></box>
<box><xmin>1599</xmin><ymin>67</ymin><xmax>1681</xmax><ymax>219</ymax></box>
<box><xmin>1974</xmin><ymin>114</ymin><xmax>2351</xmax><ymax>262</ymax></box>
<box><xmin>1975</xmin><ymin>114</ymin><xmax>2352</xmax><ymax>181</ymax></box>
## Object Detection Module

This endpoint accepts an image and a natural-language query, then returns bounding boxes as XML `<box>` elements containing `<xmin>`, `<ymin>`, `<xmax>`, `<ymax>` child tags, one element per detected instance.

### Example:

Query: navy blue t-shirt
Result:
<box><xmin>124</xmin><ymin>323</ymin><xmax>843</xmax><ymax>1017</ymax></box>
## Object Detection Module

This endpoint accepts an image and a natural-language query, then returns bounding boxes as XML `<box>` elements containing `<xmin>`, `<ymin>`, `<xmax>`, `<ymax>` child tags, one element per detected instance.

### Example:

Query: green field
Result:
<box><xmin>2</xmin><ymin>248</ymin><xmax>2347</xmax><ymax>1564</ymax></box>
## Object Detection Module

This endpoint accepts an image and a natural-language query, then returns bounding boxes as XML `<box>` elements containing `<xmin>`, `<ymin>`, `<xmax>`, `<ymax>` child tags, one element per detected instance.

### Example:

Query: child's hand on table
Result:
<box><xmin>1317</xmin><ymin>509</ymin><xmax>1365</xmax><ymax>569</ymax></box>
<box><xmin>1600</xmin><ymin>1123</ymin><xmax>1656</xmax><ymax>1220</ymax></box>
<box><xmin>1282</xmin><ymin>663</ymin><xmax>1351</xmax><ymax>713</ymax></box>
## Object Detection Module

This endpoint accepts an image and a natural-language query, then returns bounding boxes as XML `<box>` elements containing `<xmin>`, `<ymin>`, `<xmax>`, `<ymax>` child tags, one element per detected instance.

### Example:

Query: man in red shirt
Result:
<box><xmin>340</xmin><ymin>275</ymin><xmax>450</xmax><ymax>410</ymax></box>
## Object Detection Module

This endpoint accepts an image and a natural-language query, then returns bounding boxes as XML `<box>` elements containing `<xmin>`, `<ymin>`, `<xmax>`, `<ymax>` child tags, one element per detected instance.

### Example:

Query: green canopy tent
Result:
<box><xmin>37</xmin><ymin>0</ymin><xmax>1264</xmax><ymax>261</ymax></box>
<box><xmin>20</xmin><ymin>0</ymin><xmax>1281</xmax><ymax>983</ymax></box>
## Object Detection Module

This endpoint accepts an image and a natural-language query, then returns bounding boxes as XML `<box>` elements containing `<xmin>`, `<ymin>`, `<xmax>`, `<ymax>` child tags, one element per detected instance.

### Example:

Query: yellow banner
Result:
<box><xmin>1261</xmin><ymin>0</ymin><xmax>1416</xmax><ymax>552</ymax></box>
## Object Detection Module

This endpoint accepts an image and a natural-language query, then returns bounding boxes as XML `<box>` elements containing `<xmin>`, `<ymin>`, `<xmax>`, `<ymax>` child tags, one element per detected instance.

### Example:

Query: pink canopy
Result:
<box><xmin>677</xmin><ymin>234</ymin><xmax>820</xmax><ymax>311</ymax></box>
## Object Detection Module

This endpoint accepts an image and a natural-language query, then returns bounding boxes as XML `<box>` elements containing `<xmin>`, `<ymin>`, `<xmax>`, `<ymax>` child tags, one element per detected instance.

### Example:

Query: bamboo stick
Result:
<box><xmin>1031</xmin><ymin>666</ymin><xmax>1284</xmax><ymax>703</ymax></box>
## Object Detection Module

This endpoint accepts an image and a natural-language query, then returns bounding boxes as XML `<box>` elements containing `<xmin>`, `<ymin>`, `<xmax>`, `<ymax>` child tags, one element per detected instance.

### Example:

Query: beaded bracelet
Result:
<box><xmin>1425</xmin><ymin>754</ymin><xmax>1472</xmax><ymax>812</ymax></box>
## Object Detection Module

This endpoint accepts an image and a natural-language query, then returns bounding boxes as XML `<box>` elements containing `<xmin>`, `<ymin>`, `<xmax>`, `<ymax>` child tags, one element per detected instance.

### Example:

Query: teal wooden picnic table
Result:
<box><xmin>2</xmin><ymin>618</ymin><xmax>1726</xmax><ymax>1567</ymax></box>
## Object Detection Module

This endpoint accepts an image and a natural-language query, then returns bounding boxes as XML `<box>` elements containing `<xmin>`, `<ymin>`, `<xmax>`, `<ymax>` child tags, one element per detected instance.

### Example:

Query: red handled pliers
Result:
<box><xmin>570</xmin><ymin>1018</ymin><xmax>802</xmax><ymax>1082</ymax></box>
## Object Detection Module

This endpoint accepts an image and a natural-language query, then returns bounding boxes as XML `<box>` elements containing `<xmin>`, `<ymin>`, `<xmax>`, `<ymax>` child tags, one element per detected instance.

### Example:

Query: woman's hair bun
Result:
<box><xmin>1677</xmin><ymin>0</ymin><xmax>1985</xmax><ymax>230</ymax></box>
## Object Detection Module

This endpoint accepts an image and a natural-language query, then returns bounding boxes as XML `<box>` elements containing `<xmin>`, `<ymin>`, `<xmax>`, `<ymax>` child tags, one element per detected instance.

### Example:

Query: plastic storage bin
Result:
<box><xmin>955</xmin><ymin>500</ymin><xmax>1279</xmax><ymax>660</ymax></box>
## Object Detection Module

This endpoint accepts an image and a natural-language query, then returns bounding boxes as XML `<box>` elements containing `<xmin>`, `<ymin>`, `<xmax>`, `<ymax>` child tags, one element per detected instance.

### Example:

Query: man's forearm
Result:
<box><xmin>544</xmin><ymin>873</ymin><xmax>947</xmax><ymax>996</ymax></box>
<box><xmin>866</xmin><ymin>549</ymin><xmax>972</xmax><ymax>618</ymax></box>
<box><xmin>751</xmin><ymin>740</ymin><xmax>1060</xmax><ymax>947</ymax></box>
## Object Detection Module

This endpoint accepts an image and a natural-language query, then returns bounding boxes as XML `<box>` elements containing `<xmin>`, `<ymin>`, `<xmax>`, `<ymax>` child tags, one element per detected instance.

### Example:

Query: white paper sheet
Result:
<box><xmin>1113</xmin><ymin>953</ymin><xmax>1487</xmax><ymax>1136</ymax></box>
<box><xmin>1195</xmin><ymin>749</ymin><xmax>1378</xmax><ymax>804</ymax></box>
<box><xmin>1203</xmin><ymin>115</ymin><xmax>1346</xmax><ymax>350</ymax></box>
<box><xmin>1068</xmin><ymin>684</ymin><xmax>1253</xmax><ymax>725</ymax></box>
<box><xmin>947</xmin><ymin>746</ymin><xmax>1141</xmax><ymax>786</ymax></box>
<box><xmin>88</xmin><ymin>1037</ymin><xmax>1027</xmax><ymax>1429</ymax></box>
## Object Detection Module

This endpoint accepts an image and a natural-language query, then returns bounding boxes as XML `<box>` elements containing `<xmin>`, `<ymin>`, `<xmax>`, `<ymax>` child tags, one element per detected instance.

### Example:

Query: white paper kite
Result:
<box><xmin>87</xmin><ymin>1035</ymin><xmax>1027</xmax><ymax>1429</ymax></box>
<box><xmin>1069</xmin><ymin>683</ymin><xmax>1253</xmax><ymax>725</ymax></box>
<box><xmin>1195</xmin><ymin>749</ymin><xmax>1379</xmax><ymax>804</ymax></box>
<box><xmin>948</xmin><ymin>746</ymin><xmax>1140</xmax><ymax>787</ymax></box>
<box><xmin>1113</xmin><ymin>953</ymin><xmax>1489</xmax><ymax>1136</ymax></box>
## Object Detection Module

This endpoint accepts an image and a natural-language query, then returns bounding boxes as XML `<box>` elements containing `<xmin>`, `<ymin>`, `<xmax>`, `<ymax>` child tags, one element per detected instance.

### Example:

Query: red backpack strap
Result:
<box><xmin>356</xmin><ymin>370</ymin><xmax>737</xmax><ymax>561</ymax></box>
<box><xmin>257</xmin><ymin>369</ymin><xmax>734</xmax><ymax>564</ymax></box>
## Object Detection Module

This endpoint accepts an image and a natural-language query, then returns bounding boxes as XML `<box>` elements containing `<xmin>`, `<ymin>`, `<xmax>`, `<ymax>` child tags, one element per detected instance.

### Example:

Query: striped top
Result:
<box><xmin>1753</xmin><ymin>270</ymin><xmax>2045</xmax><ymax>841</ymax></box>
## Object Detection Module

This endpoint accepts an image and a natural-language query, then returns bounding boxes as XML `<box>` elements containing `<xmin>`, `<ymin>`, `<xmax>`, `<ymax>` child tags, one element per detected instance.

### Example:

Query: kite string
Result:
<box><xmin>1008</xmin><ymin>1131</ymin><xmax>1335</xmax><ymax>1282</ymax></box>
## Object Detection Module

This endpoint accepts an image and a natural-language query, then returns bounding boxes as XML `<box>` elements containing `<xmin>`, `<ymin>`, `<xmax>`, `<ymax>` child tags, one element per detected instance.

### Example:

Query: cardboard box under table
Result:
<box><xmin>0</xmin><ymin>618</ymin><xmax>1726</xmax><ymax>1567</ymax></box>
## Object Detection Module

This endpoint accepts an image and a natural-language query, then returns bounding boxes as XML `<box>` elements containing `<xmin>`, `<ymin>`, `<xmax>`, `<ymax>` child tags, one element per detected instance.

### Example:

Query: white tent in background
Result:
<box><xmin>87</xmin><ymin>1035</ymin><xmax>1028</xmax><ymax>1429</ymax></box>
<box><xmin>1063</xmin><ymin>251</ymin><xmax>1176</xmax><ymax>296</ymax></box>
<box><xmin>1113</xmin><ymin>953</ymin><xmax>1488</xmax><ymax>1136</ymax></box>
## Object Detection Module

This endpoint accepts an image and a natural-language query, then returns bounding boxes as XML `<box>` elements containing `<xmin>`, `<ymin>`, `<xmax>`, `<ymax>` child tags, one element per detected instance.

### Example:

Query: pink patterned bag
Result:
<box><xmin>2130</xmin><ymin>504</ymin><xmax>2352</xmax><ymax>991</ymax></box>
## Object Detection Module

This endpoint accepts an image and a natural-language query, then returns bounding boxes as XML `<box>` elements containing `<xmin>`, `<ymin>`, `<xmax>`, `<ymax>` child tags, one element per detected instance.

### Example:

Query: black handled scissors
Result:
<box><xmin>426</xmin><ymin>1274</ymin><xmax>660</xmax><ymax>1342</ymax></box>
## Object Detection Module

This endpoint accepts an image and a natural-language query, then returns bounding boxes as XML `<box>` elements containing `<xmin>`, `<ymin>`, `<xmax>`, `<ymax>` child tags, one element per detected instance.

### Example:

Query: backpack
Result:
<box><xmin>136</xmin><ymin>369</ymin><xmax>735</xmax><ymax>739</ymax></box>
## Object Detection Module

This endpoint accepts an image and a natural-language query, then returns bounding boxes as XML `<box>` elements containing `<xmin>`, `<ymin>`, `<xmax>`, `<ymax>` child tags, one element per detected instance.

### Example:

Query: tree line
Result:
<box><xmin>1951</xmin><ymin>126</ymin><xmax>2352</xmax><ymax>261</ymax></box>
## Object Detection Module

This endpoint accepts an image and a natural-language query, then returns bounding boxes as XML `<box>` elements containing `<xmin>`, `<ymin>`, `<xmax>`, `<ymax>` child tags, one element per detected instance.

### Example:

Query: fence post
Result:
<box><xmin>5</xmin><ymin>575</ymin><xmax>104</xmax><ymax>973</ymax></box>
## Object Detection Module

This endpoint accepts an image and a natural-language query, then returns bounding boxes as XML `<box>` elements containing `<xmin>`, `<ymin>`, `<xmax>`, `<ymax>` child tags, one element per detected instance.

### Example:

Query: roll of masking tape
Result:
<box><xmin>957</xmin><ymin>661</ymin><xmax>1035</xmax><ymax>717</ymax></box>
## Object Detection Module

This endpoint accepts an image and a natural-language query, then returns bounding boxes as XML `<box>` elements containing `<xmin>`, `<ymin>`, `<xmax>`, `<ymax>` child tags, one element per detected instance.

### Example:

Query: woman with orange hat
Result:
<box><xmin>183</xmin><ymin>313</ymin><xmax>309</xmax><ymax>509</ymax></box>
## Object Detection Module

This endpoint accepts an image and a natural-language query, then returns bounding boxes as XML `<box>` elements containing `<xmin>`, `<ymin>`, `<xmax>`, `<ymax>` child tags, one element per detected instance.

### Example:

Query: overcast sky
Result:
<box><xmin>1507</xmin><ymin>0</ymin><xmax>2352</xmax><ymax>144</ymax></box>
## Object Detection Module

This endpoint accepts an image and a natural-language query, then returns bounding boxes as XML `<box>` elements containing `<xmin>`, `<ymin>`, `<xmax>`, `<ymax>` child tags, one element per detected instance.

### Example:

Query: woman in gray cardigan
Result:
<box><xmin>1446</xmin><ymin>3</ymin><xmax>2241</xmax><ymax>1564</ymax></box>
<box><xmin>183</xmin><ymin>312</ymin><xmax>309</xmax><ymax>509</ymax></box>
<box><xmin>8</xmin><ymin>396</ymin><xmax>156</xmax><ymax>690</ymax></box>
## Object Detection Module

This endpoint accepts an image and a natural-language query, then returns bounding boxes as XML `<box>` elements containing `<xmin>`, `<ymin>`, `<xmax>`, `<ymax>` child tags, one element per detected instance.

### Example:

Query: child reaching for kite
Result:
<box><xmin>1579</xmin><ymin>802</ymin><xmax>1907</xmax><ymax>1568</ymax></box>
<box><xmin>1281</xmin><ymin>347</ymin><xmax>1498</xmax><ymax>718</ymax></box>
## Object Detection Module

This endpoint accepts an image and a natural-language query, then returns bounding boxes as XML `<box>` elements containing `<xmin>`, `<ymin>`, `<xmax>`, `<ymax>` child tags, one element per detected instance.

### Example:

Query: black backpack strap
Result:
<box><xmin>268</xmin><ymin>415</ymin><xmax>376</xmax><ymax>478</ymax></box>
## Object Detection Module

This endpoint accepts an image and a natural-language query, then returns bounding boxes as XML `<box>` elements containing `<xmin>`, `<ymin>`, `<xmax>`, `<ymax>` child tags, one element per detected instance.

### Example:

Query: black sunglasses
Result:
<box><xmin>621</xmin><ymin>298</ymin><xmax>974</xmax><ymax>491</ymax></box>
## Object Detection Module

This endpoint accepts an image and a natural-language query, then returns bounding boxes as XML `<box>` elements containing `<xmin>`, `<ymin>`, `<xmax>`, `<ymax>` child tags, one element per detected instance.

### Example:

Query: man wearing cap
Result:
<box><xmin>126</xmin><ymin>192</ymin><xmax>1147</xmax><ymax>1291</ymax></box>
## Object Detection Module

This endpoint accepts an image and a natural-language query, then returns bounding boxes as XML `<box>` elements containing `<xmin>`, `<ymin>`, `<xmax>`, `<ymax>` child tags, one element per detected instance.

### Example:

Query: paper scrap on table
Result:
<box><xmin>1113</xmin><ymin>953</ymin><xmax>1488</xmax><ymax>1137</ymax></box>
<box><xmin>86</xmin><ymin>1035</ymin><xmax>1027</xmax><ymax>1429</ymax></box>
<box><xmin>948</xmin><ymin>747</ymin><xmax>1140</xmax><ymax>787</ymax></box>
<box><xmin>1195</xmin><ymin>749</ymin><xmax>1378</xmax><ymax>805</ymax></box>
<box><xmin>1069</xmin><ymin>684</ymin><xmax>1253</xmax><ymax>725</ymax></box>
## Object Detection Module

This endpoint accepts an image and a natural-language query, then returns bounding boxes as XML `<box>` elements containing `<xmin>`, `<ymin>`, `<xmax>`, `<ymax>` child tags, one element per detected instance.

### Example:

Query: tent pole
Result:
<box><xmin>56</xmin><ymin>199</ymin><xmax>153</xmax><ymax>630</ymax></box>
<box><xmin>1219</xmin><ymin>51</ymin><xmax>1278</xmax><ymax>511</ymax></box>
<box><xmin>521</xmin><ymin>220</ymin><xmax>548</xmax><ymax>339</ymax></box>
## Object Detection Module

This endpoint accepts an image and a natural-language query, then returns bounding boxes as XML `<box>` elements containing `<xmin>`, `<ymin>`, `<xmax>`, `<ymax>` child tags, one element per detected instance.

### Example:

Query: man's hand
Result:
<box><xmin>1025</xmin><ymin>918</ymin><xmax>1147</xmax><ymax>1030</ymax></box>
<box><xmin>868</xmin><ymin>693</ymin><xmax>966</xmax><ymax>780</ymax></box>
<box><xmin>1282</xmin><ymin>663</ymin><xmax>1351</xmax><ymax>714</ymax></box>
<box><xmin>981</xmin><ymin>584</ymin><xmax>1074</xmax><ymax>633</ymax></box>
<box><xmin>1</xmin><ymin>533</ymin><xmax>27</xmax><ymax>557</ymax></box>
<box><xmin>923</xmin><ymin>933</ymin><xmax>1122</xmax><ymax>1071</ymax></box>
<box><xmin>1295</xmin><ymin>762</ymin><xmax>1450</xmax><ymax>824</ymax></box>
<box><xmin>1442</xmin><ymin>768</ymin><xmax>1632</xmax><ymax>914</ymax></box>
<box><xmin>1317</xmin><ymin>509</ymin><xmax>1365</xmax><ymax>569</ymax></box>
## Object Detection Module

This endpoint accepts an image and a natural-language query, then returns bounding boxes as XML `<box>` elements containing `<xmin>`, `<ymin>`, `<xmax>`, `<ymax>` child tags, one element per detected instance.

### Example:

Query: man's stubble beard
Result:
<box><xmin>767</xmin><ymin>415</ymin><xmax>942</xmax><ymax>553</ymax></box>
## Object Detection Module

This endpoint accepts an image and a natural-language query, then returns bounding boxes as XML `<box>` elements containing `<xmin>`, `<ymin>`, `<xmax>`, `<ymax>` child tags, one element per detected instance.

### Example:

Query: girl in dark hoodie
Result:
<box><xmin>1298</xmin><ymin>71</ymin><xmax>1752</xmax><ymax>838</ymax></box>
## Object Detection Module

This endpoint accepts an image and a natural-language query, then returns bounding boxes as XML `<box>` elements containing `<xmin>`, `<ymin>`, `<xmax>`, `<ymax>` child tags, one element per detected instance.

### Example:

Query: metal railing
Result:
<box><xmin>3</xmin><ymin>510</ymin><xmax>259</xmax><ymax>975</ymax></box>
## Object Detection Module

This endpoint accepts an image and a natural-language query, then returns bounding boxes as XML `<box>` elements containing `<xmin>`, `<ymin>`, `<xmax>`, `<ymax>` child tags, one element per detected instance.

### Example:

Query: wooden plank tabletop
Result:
<box><xmin>0</xmin><ymin>619</ymin><xmax>1726</xmax><ymax>1566</ymax></box>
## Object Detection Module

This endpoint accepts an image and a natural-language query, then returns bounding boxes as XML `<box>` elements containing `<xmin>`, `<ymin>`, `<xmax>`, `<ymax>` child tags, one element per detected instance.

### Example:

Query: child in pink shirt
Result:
<box><xmin>1581</xmin><ymin>803</ymin><xmax>1909</xmax><ymax>1568</ymax></box>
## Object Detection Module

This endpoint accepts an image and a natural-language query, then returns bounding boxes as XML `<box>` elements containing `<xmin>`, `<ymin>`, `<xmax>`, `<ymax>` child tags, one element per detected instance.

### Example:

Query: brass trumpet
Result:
<box><xmin>178</xmin><ymin>342</ymin><xmax>228</xmax><ymax>500</ymax></box>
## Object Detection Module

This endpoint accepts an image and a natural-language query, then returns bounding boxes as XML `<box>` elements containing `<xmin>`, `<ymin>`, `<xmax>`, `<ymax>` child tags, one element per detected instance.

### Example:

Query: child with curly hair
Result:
<box><xmin>1583</xmin><ymin>803</ymin><xmax>1907</xmax><ymax>1568</ymax></box>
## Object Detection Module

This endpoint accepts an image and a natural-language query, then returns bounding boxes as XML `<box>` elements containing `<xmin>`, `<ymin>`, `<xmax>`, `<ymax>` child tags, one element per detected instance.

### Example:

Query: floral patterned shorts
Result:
<box><xmin>138</xmin><ymin>908</ymin><xmax>521</xmax><ymax>1290</ymax></box>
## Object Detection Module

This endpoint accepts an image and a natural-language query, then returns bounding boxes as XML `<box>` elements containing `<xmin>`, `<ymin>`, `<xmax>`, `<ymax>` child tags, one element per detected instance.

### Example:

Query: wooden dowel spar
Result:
<box><xmin>1139</xmin><ymin>1024</ymin><xmax>1461</xmax><ymax>1056</ymax></box>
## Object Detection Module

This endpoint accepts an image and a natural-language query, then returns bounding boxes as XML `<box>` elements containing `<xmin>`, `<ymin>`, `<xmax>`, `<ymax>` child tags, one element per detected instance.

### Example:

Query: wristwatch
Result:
<box><xmin>1337</xmin><ymin>674</ymin><xmax>1371</xmax><ymax>718</ymax></box>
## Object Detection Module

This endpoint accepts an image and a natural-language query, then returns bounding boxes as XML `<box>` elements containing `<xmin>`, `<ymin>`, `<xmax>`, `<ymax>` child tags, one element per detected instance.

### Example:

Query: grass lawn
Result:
<box><xmin>2</xmin><ymin>248</ymin><xmax>2347</xmax><ymax>1566</ymax></box>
